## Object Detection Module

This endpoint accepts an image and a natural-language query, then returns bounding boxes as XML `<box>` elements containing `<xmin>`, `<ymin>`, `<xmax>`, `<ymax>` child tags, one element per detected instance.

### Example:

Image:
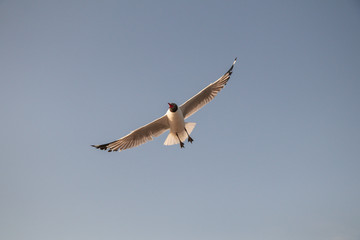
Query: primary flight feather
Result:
<box><xmin>92</xmin><ymin>58</ymin><xmax>237</xmax><ymax>152</ymax></box>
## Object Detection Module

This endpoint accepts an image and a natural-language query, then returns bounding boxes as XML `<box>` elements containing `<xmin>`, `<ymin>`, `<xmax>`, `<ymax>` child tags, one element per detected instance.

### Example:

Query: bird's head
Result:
<box><xmin>168</xmin><ymin>103</ymin><xmax>178</xmax><ymax>112</ymax></box>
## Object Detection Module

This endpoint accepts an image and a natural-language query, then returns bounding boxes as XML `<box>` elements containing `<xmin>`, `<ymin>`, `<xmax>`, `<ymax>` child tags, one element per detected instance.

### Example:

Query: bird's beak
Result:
<box><xmin>168</xmin><ymin>103</ymin><xmax>173</xmax><ymax>108</ymax></box>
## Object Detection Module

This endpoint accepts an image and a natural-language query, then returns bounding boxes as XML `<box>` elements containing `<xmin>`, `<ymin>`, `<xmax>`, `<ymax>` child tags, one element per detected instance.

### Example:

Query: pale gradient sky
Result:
<box><xmin>1</xmin><ymin>1</ymin><xmax>360</xmax><ymax>240</ymax></box>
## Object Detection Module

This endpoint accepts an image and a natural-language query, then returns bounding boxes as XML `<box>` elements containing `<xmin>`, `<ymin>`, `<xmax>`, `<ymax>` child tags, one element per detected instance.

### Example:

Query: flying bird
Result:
<box><xmin>92</xmin><ymin>58</ymin><xmax>237</xmax><ymax>152</ymax></box>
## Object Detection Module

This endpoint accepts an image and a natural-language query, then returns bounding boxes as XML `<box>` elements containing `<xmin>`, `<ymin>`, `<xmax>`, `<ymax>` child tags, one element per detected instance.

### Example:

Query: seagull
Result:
<box><xmin>92</xmin><ymin>58</ymin><xmax>237</xmax><ymax>152</ymax></box>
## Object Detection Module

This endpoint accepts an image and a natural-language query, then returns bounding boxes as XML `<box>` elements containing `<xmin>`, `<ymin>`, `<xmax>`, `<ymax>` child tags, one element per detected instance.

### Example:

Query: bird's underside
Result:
<box><xmin>92</xmin><ymin>58</ymin><xmax>237</xmax><ymax>152</ymax></box>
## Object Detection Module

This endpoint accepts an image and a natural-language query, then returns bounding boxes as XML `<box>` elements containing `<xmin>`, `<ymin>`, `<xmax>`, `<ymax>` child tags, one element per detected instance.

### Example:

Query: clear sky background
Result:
<box><xmin>1</xmin><ymin>1</ymin><xmax>360</xmax><ymax>240</ymax></box>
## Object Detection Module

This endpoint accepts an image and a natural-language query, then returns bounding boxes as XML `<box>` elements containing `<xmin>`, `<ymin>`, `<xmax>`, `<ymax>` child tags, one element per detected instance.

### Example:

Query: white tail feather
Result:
<box><xmin>163</xmin><ymin>133</ymin><xmax>179</xmax><ymax>146</ymax></box>
<box><xmin>164</xmin><ymin>122</ymin><xmax>196</xmax><ymax>146</ymax></box>
<box><xmin>184</xmin><ymin>122</ymin><xmax>196</xmax><ymax>135</ymax></box>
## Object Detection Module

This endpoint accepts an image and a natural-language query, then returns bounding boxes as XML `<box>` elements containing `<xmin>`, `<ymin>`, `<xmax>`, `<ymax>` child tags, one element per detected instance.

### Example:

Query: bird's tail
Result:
<box><xmin>164</xmin><ymin>122</ymin><xmax>196</xmax><ymax>146</ymax></box>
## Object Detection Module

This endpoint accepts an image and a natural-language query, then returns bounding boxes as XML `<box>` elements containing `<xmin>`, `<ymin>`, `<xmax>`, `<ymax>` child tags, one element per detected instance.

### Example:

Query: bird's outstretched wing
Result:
<box><xmin>92</xmin><ymin>115</ymin><xmax>169</xmax><ymax>152</ymax></box>
<box><xmin>180</xmin><ymin>58</ymin><xmax>237</xmax><ymax>119</ymax></box>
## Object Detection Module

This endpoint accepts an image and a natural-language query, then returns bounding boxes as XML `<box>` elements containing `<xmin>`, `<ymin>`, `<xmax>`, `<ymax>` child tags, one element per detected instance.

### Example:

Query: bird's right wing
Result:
<box><xmin>180</xmin><ymin>58</ymin><xmax>237</xmax><ymax>119</ymax></box>
<box><xmin>92</xmin><ymin>115</ymin><xmax>169</xmax><ymax>152</ymax></box>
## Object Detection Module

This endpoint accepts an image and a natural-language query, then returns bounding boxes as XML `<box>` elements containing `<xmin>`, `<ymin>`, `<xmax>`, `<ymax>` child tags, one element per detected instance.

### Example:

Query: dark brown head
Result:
<box><xmin>168</xmin><ymin>103</ymin><xmax>178</xmax><ymax>112</ymax></box>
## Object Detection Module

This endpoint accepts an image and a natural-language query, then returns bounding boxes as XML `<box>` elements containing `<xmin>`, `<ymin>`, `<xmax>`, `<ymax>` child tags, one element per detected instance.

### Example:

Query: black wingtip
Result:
<box><xmin>226</xmin><ymin>58</ymin><xmax>237</xmax><ymax>75</ymax></box>
<box><xmin>91</xmin><ymin>144</ymin><xmax>108</xmax><ymax>150</ymax></box>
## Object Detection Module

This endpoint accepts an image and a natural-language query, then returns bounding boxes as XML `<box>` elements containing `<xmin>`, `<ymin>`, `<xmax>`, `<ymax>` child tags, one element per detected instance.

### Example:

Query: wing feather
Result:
<box><xmin>92</xmin><ymin>115</ymin><xmax>169</xmax><ymax>152</ymax></box>
<box><xmin>180</xmin><ymin>58</ymin><xmax>237</xmax><ymax>119</ymax></box>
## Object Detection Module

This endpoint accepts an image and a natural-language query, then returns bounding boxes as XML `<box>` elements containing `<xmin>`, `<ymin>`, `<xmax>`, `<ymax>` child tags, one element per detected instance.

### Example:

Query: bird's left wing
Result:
<box><xmin>180</xmin><ymin>58</ymin><xmax>237</xmax><ymax>119</ymax></box>
<box><xmin>92</xmin><ymin>115</ymin><xmax>169</xmax><ymax>152</ymax></box>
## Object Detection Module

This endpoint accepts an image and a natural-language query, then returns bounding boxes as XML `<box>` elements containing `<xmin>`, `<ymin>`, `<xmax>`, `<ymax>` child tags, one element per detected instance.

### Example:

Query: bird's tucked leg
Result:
<box><xmin>184</xmin><ymin>128</ymin><xmax>194</xmax><ymax>143</ymax></box>
<box><xmin>176</xmin><ymin>133</ymin><xmax>185</xmax><ymax>148</ymax></box>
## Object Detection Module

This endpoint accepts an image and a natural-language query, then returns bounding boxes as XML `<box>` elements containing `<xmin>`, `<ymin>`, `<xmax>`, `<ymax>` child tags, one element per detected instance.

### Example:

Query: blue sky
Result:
<box><xmin>1</xmin><ymin>0</ymin><xmax>360</xmax><ymax>239</ymax></box>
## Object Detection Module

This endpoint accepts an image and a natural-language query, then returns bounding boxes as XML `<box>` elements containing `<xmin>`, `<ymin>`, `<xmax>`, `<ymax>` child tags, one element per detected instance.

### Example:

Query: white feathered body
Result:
<box><xmin>164</xmin><ymin>108</ymin><xmax>196</xmax><ymax>146</ymax></box>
